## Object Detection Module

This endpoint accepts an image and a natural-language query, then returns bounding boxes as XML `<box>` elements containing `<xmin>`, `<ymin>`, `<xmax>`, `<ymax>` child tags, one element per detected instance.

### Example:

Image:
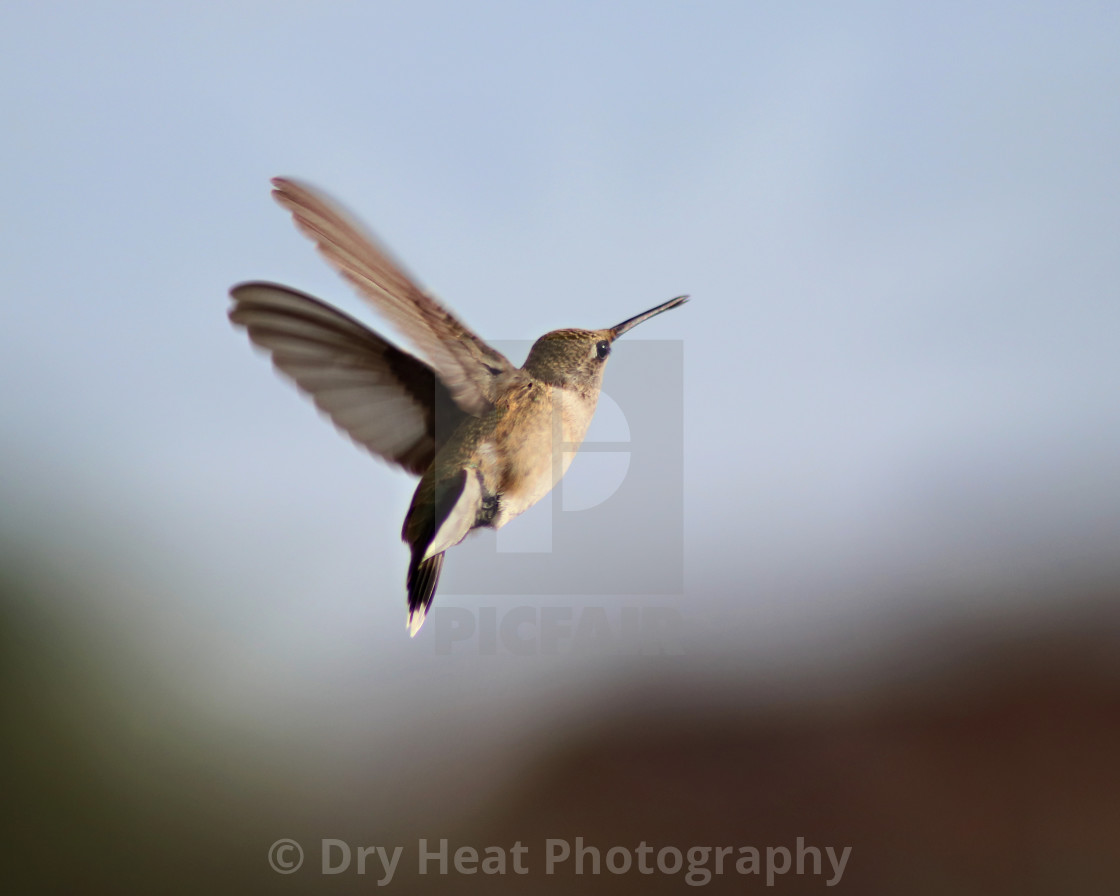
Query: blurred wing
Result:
<box><xmin>229</xmin><ymin>282</ymin><xmax>465</xmax><ymax>475</ymax></box>
<box><xmin>270</xmin><ymin>177</ymin><xmax>515</xmax><ymax>416</ymax></box>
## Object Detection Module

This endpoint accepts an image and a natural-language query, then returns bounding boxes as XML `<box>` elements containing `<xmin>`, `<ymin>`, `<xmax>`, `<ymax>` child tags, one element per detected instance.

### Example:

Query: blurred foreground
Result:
<box><xmin>4</xmin><ymin>535</ymin><xmax>1118</xmax><ymax>894</ymax></box>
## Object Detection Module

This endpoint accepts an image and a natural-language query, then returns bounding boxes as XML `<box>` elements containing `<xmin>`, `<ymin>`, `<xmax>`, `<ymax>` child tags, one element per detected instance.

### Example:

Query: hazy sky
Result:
<box><xmin>2</xmin><ymin>3</ymin><xmax>1118</xmax><ymax>726</ymax></box>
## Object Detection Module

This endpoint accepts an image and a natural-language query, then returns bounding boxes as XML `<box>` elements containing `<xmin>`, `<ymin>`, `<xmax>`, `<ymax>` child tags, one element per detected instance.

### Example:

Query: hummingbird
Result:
<box><xmin>229</xmin><ymin>178</ymin><xmax>687</xmax><ymax>635</ymax></box>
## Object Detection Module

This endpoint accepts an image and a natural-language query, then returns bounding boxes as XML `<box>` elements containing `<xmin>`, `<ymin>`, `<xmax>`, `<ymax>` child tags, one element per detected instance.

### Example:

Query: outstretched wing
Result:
<box><xmin>229</xmin><ymin>282</ymin><xmax>464</xmax><ymax>475</ymax></box>
<box><xmin>270</xmin><ymin>177</ymin><xmax>515</xmax><ymax>416</ymax></box>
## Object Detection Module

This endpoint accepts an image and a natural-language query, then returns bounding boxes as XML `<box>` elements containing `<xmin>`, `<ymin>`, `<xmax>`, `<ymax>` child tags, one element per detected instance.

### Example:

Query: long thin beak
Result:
<box><xmin>609</xmin><ymin>295</ymin><xmax>689</xmax><ymax>340</ymax></box>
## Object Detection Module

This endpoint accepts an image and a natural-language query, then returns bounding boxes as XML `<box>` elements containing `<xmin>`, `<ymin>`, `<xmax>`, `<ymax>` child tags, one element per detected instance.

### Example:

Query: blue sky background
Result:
<box><xmin>2</xmin><ymin>1</ymin><xmax>1119</xmax><ymax>816</ymax></box>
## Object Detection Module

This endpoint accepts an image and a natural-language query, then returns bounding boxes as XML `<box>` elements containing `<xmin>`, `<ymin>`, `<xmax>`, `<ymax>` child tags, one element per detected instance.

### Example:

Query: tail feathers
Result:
<box><xmin>407</xmin><ymin>551</ymin><xmax>445</xmax><ymax>637</ymax></box>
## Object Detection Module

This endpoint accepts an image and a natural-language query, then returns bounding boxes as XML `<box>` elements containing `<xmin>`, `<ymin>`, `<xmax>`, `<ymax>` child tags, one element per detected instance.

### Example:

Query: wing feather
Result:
<box><xmin>269</xmin><ymin>177</ymin><xmax>515</xmax><ymax>416</ymax></box>
<box><xmin>229</xmin><ymin>282</ymin><xmax>464</xmax><ymax>475</ymax></box>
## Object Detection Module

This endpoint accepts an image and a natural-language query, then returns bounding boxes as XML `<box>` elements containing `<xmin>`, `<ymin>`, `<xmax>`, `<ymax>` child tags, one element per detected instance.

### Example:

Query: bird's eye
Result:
<box><xmin>595</xmin><ymin>340</ymin><xmax>611</xmax><ymax>360</ymax></box>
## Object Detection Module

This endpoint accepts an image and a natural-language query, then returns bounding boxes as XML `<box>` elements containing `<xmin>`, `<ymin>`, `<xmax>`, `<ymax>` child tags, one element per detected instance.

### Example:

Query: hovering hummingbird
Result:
<box><xmin>230</xmin><ymin>178</ymin><xmax>687</xmax><ymax>635</ymax></box>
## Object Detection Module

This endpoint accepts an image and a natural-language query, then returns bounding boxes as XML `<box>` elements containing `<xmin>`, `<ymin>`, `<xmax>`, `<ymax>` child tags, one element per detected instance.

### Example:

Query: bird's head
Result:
<box><xmin>523</xmin><ymin>295</ymin><xmax>688</xmax><ymax>392</ymax></box>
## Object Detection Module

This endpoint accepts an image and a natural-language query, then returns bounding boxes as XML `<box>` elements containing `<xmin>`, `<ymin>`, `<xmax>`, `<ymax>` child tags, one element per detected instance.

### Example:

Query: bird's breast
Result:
<box><xmin>479</xmin><ymin>385</ymin><xmax>598</xmax><ymax>527</ymax></box>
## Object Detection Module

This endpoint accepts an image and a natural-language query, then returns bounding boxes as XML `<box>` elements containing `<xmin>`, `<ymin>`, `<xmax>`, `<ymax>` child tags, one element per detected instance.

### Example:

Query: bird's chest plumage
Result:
<box><xmin>477</xmin><ymin>383</ymin><xmax>597</xmax><ymax>526</ymax></box>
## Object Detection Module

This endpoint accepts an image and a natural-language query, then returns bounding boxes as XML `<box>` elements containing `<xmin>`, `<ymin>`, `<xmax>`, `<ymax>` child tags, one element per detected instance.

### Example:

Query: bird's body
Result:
<box><xmin>230</xmin><ymin>178</ymin><xmax>686</xmax><ymax>634</ymax></box>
